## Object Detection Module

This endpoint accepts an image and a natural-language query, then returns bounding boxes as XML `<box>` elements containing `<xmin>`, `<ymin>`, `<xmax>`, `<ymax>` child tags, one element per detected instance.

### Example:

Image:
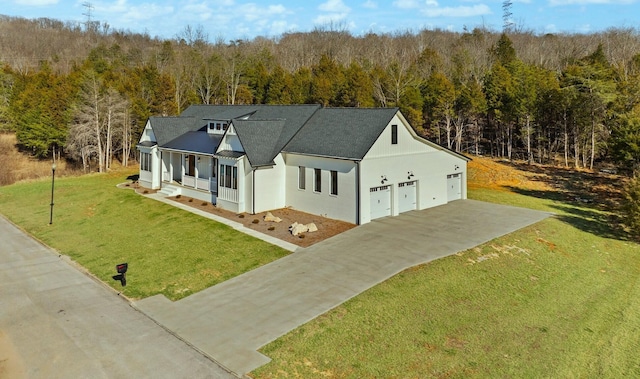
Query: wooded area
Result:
<box><xmin>1</xmin><ymin>15</ymin><xmax>640</xmax><ymax>173</ymax></box>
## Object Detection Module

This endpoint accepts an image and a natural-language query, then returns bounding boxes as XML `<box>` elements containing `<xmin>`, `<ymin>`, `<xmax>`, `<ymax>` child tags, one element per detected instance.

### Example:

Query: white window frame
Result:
<box><xmin>298</xmin><ymin>166</ymin><xmax>306</xmax><ymax>190</ymax></box>
<box><xmin>330</xmin><ymin>170</ymin><xmax>338</xmax><ymax>196</ymax></box>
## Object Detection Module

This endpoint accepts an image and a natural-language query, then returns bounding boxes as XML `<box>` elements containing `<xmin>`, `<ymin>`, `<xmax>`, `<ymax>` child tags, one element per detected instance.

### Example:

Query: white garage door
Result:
<box><xmin>398</xmin><ymin>181</ymin><xmax>417</xmax><ymax>213</ymax></box>
<box><xmin>370</xmin><ymin>185</ymin><xmax>391</xmax><ymax>220</ymax></box>
<box><xmin>447</xmin><ymin>173</ymin><xmax>462</xmax><ymax>202</ymax></box>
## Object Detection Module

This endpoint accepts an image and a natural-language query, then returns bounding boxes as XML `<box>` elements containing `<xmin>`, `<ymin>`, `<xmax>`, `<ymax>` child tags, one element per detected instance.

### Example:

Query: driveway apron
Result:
<box><xmin>134</xmin><ymin>199</ymin><xmax>551</xmax><ymax>377</ymax></box>
<box><xmin>0</xmin><ymin>215</ymin><xmax>234</xmax><ymax>379</ymax></box>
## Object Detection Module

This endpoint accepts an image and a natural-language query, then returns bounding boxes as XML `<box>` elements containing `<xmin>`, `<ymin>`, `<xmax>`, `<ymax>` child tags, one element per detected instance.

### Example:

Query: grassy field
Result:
<box><xmin>0</xmin><ymin>169</ymin><xmax>290</xmax><ymax>300</ymax></box>
<box><xmin>2</xmin><ymin>157</ymin><xmax>640</xmax><ymax>377</ymax></box>
<box><xmin>251</xmin><ymin>159</ymin><xmax>640</xmax><ymax>378</ymax></box>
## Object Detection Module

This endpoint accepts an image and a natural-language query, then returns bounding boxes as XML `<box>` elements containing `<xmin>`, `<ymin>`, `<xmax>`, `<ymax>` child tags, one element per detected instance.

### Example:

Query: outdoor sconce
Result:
<box><xmin>113</xmin><ymin>263</ymin><xmax>128</xmax><ymax>287</ymax></box>
<box><xmin>407</xmin><ymin>171</ymin><xmax>414</xmax><ymax>180</ymax></box>
<box><xmin>381</xmin><ymin>175</ymin><xmax>388</xmax><ymax>184</ymax></box>
<box><xmin>454</xmin><ymin>165</ymin><xmax>460</xmax><ymax>171</ymax></box>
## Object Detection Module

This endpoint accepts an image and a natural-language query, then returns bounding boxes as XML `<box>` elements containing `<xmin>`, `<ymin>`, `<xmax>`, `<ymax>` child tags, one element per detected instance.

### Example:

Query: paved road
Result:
<box><xmin>0</xmin><ymin>215</ymin><xmax>234</xmax><ymax>379</ymax></box>
<box><xmin>135</xmin><ymin>200</ymin><xmax>552</xmax><ymax>376</ymax></box>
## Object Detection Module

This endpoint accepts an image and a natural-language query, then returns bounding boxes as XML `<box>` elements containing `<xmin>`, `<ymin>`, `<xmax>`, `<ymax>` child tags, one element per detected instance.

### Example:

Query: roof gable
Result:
<box><xmin>283</xmin><ymin>107</ymin><xmax>399</xmax><ymax>160</ymax></box>
<box><xmin>231</xmin><ymin>120</ymin><xmax>287</xmax><ymax>166</ymax></box>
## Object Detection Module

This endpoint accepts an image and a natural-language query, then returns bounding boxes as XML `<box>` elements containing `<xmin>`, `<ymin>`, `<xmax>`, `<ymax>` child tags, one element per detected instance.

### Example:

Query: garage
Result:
<box><xmin>370</xmin><ymin>185</ymin><xmax>391</xmax><ymax>220</ymax></box>
<box><xmin>447</xmin><ymin>173</ymin><xmax>462</xmax><ymax>202</ymax></box>
<box><xmin>398</xmin><ymin>181</ymin><xmax>417</xmax><ymax>213</ymax></box>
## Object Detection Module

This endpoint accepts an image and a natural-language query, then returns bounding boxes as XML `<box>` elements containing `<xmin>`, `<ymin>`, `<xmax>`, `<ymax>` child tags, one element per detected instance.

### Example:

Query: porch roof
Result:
<box><xmin>215</xmin><ymin>150</ymin><xmax>245</xmax><ymax>159</ymax></box>
<box><xmin>162</xmin><ymin>131</ymin><xmax>222</xmax><ymax>155</ymax></box>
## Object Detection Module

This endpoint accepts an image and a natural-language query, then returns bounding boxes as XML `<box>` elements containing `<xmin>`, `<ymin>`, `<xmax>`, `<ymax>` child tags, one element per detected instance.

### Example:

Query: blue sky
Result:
<box><xmin>3</xmin><ymin>0</ymin><xmax>639</xmax><ymax>41</ymax></box>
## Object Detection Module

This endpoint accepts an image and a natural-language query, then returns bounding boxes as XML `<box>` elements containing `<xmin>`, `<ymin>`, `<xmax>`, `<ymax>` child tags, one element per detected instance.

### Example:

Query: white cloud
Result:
<box><xmin>393</xmin><ymin>0</ymin><xmax>421</xmax><ymax>9</ymax></box>
<box><xmin>14</xmin><ymin>0</ymin><xmax>58</xmax><ymax>5</ymax></box>
<box><xmin>319</xmin><ymin>0</ymin><xmax>351</xmax><ymax>12</ymax></box>
<box><xmin>422</xmin><ymin>4</ymin><xmax>491</xmax><ymax>17</ymax></box>
<box><xmin>362</xmin><ymin>0</ymin><xmax>378</xmax><ymax>9</ymax></box>
<box><xmin>426</xmin><ymin>0</ymin><xmax>439</xmax><ymax>6</ymax></box>
<box><xmin>241</xmin><ymin>3</ymin><xmax>288</xmax><ymax>22</ymax></box>
<box><xmin>314</xmin><ymin>12</ymin><xmax>349</xmax><ymax>25</ymax></box>
<box><xmin>549</xmin><ymin>0</ymin><xmax>633</xmax><ymax>4</ymax></box>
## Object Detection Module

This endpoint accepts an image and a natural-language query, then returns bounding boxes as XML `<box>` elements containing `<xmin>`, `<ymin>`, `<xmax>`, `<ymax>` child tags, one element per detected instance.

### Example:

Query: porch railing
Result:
<box><xmin>181</xmin><ymin>175</ymin><xmax>213</xmax><ymax>192</ymax></box>
<box><xmin>218</xmin><ymin>186</ymin><xmax>239</xmax><ymax>202</ymax></box>
<box><xmin>183</xmin><ymin>175</ymin><xmax>196</xmax><ymax>188</ymax></box>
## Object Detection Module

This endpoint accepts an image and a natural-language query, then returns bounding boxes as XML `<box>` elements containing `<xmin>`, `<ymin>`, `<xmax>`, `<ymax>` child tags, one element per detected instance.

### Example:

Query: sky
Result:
<box><xmin>2</xmin><ymin>0</ymin><xmax>639</xmax><ymax>42</ymax></box>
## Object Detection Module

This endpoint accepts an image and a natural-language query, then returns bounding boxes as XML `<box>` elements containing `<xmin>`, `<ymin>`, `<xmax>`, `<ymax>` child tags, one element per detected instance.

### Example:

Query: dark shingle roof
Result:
<box><xmin>232</xmin><ymin>120</ymin><xmax>287</xmax><ymax>166</ymax></box>
<box><xmin>149</xmin><ymin>116</ymin><xmax>204</xmax><ymax>146</ymax></box>
<box><xmin>284</xmin><ymin>107</ymin><xmax>399</xmax><ymax>160</ymax></box>
<box><xmin>163</xmin><ymin>131</ymin><xmax>222</xmax><ymax>155</ymax></box>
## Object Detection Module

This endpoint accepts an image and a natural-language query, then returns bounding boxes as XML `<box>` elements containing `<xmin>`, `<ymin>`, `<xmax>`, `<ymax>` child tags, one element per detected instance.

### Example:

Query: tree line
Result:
<box><xmin>1</xmin><ymin>15</ymin><xmax>640</xmax><ymax>173</ymax></box>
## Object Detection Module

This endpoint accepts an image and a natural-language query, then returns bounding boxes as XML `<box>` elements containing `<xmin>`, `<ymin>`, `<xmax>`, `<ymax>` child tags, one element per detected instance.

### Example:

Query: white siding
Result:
<box><xmin>359</xmin><ymin>115</ymin><xmax>468</xmax><ymax>224</ymax></box>
<box><xmin>284</xmin><ymin>153</ymin><xmax>358</xmax><ymax>224</ymax></box>
<box><xmin>217</xmin><ymin>125</ymin><xmax>243</xmax><ymax>153</ymax></box>
<box><xmin>365</xmin><ymin>114</ymin><xmax>438</xmax><ymax>159</ymax></box>
<box><xmin>251</xmin><ymin>154</ymin><xmax>287</xmax><ymax>214</ymax></box>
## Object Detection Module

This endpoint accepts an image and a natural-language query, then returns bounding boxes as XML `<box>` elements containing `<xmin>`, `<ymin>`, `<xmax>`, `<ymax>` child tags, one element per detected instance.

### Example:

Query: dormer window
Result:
<box><xmin>208</xmin><ymin>121</ymin><xmax>229</xmax><ymax>134</ymax></box>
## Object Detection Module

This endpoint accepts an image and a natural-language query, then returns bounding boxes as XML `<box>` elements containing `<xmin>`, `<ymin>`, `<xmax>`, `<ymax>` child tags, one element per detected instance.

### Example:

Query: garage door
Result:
<box><xmin>398</xmin><ymin>181</ymin><xmax>417</xmax><ymax>213</ymax></box>
<box><xmin>447</xmin><ymin>173</ymin><xmax>462</xmax><ymax>202</ymax></box>
<box><xmin>370</xmin><ymin>185</ymin><xmax>391</xmax><ymax>220</ymax></box>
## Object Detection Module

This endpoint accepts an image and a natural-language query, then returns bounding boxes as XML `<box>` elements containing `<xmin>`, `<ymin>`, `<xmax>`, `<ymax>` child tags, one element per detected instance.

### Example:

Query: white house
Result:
<box><xmin>136</xmin><ymin>104</ymin><xmax>469</xmax><ymax>225</ymax></box>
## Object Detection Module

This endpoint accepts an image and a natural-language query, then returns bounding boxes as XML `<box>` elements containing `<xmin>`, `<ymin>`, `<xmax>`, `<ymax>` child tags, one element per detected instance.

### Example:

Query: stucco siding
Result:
<box><xmin>284</xmin><ymin>153</ymin><xmax>358</xmax><ymax>224</ymax></box>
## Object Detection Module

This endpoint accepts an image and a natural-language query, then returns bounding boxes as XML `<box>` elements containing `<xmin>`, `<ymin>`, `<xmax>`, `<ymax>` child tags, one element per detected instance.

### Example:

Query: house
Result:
<box><xmin>136</xmin><ymin>104</ymin><xmax>469</xmax><ymax>225</ymax></box>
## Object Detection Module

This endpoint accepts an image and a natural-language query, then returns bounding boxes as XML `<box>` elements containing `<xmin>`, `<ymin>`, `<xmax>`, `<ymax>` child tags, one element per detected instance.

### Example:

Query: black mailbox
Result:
<box><xmin>114</xmin><ymin>263</ymin><xmax>128</xmax><ymax>287</ymax></box>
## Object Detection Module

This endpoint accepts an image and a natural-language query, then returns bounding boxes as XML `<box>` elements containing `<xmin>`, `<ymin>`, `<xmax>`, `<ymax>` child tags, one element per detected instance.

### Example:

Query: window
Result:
<box><xmin>219</xmin><ymin>165</ymin><xmax>225</xmax><ymax>187</ymax></box>
<box><xmin>331</xmin><ymin>170</ymin><xmax>338</xmax><ymax>195</ymax></box>
<box><xmin>391</xmin><ymin>124</ymin><xmax>398</xmax><ymax>145</ymax></box>
<box><xmin>225</xmin><ymin>164</ymin><xmax>232</xmax><ymax>188</ymax></box>
<box><xmin>232</xmin><ymin>166</ymin><xmax>238</xmax><ymax>189</ymax></box>
<box><xmin>298</xmin><ymin>166</ymin><xmax>306</xmax><ymax>190</ymax></box>
<box><xmin>314</xmin><ymin>169</ymin><xmax>322</xmax><ymax>192</ymax></box>
<box><xmin>140</xmin><ymin>152</ymin><xmax>151</xmax><ymax>171</ymax></box>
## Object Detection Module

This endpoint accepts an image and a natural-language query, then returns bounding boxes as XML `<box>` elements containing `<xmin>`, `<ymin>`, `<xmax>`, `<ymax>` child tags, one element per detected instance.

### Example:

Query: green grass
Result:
<box><xmin>0</xmin><ymin>170</ymin><xmax>289</xmax><ymax>300</ymax></box>
<box><xmin>252</xmin><ymin>188</ymin><xmax>640</xmax><ymax>378</ymax></box>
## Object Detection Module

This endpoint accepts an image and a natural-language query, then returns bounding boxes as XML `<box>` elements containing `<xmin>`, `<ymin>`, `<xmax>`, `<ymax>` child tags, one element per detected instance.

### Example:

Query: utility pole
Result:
<box><xmin>82</xmin><ymin>2</ymin><xmax>94</xmax><ymax>33</ymax></box>
<box><xmin>502</xmin><ymin>0</ymin><xmax>514</xmax><ymax>33</ymax></box>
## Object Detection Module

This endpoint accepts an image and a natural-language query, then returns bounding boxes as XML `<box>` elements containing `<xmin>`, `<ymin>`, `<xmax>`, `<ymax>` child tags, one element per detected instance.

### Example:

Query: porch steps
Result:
<box><xmin>159</xmin><ymin>186</ymin><xmax>181</xmax><ymax>197</ymax></box>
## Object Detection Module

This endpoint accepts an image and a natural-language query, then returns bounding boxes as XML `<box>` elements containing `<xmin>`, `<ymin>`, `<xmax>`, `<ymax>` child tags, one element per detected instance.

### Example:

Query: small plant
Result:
<box><xmin>143</xmin><ymin>190</ymin><xmax>149</xmax><ymax>194</ymax></box>
<box><xmin>125</xmin><ymin>184</ymin><xmax>130</xmax><ymax>187</ymax></box>
<box><xmin>188</xmin><ymin>198</ymin><xmax>193</xmax><ymax>202</ymax></box>
<box><xmin>252</xmin><ymin>219</ymin><xmax>259</xmax><ymax>224</ymax></box>
<box><xmin>298</xmin><ymin>234</ymin><xmax>305</xmax><ymax>239</ymax></box>
<box><xmin>202</xmin><ymin>202</ymin><xmax>208</xmax><ymax>206</ymax></box>
<box><xmin>176</xmin><ymin>194</ymin><xmax>182</xmax><ymax>199</ymax></box>
<box><xmin>268</xmin><ymin>226</ymin><xmax>275</xmax><ymax>231</ymax></box>
<box><xmin>238</xmin><ymin>214</ymin><xmax>245</xmax><ymax>218</ymax></box>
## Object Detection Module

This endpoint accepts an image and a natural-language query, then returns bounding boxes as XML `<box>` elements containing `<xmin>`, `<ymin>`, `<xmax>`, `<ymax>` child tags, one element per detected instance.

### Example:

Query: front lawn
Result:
<box><xmin>0</xmin><ymin>169</ymin><xmax>290</xmax><ymax>300</ymax></box>
<box><xmin>251</xmin><ymin>161</ymin><xmax>640</xmax><ymax>378</ymax></box>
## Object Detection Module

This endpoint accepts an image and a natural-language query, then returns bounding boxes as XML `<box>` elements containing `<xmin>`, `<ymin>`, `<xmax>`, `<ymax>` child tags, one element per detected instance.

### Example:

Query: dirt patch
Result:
<box><xmin>0</xmin><ymin>331</ymin><xmax>26</xmax><ymax>379</ymax></box>
<box><xmin>167</xmin><ymin>195</ymin><xmax>356</xmax><ymax>248</ymax></box>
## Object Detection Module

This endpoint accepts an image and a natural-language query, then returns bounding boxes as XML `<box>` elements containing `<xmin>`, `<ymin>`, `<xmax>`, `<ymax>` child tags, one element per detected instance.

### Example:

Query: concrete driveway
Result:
<box><xmin>0</xmin><ymin>215</ymin><xmax>234</xmax><ymax>379</ymax></box>
<box><xmin>134</xmin><ymin>200</ymin><xmax>551</xmax><ymax>377</ymax></box>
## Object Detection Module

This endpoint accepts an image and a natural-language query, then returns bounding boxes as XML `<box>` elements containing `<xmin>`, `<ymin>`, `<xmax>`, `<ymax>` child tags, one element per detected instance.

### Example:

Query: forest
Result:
<box><xmin>1</xmin><ymin>14</ymin><xmax>640</xmax><ymax>173</ymax></box>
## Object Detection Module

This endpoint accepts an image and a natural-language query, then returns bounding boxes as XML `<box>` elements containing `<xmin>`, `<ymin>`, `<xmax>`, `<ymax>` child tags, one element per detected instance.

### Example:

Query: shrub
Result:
<box><xmin>188</xmin><ymin>198</ymin><xmax>193</xmax><ymax>202</ymax></box>
<box><xmin>622</xmin><ymin>174</ymin><xmax>640</xmax><ymax>236</ymax></box>
<box><xmin>252</xmin><ymin>219</ymin><xmax>259</xmax><ymax>224</ymax></box>
<box><xmin>268</xmin><ymin>226</ymin><xmax>275</xmax><ymax>231</ymax></box>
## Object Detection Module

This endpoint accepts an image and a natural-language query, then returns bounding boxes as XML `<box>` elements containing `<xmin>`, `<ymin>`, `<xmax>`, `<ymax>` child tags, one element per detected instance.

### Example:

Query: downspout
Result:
<box><xmin>356</xmin><ymin>160</ymin><xmax>361</xmax><ymax>225</ymax></box>
<box><xmin>252</xmin><ymin>168</ymin><xmax>256</xmax><ymax>215</ymax></box>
